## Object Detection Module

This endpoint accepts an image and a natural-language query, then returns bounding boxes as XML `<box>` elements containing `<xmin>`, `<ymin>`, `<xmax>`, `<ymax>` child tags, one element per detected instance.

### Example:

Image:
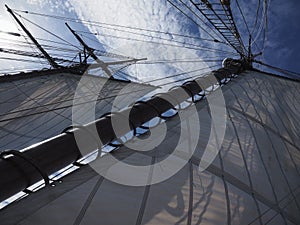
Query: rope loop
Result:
<box><xmin>0</xmin><ymin>150</ymin><xmax>50</xmax><ymax>188</ymax></box>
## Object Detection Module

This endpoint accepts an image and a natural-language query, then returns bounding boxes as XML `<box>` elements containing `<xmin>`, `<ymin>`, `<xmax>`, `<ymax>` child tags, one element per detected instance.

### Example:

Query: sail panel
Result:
<box><xmin>0</xmin><ymin>73</ymin><xmax>156</xmax><ymax>151</ymax></box>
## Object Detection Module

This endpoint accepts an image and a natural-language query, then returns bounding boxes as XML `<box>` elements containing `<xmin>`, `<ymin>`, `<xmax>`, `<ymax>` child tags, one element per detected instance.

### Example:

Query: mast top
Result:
<box><xmin>66</xmin><ymin>23</ymin><xmax>147</xmax><ymax>78</ymax></box>
<box><xmin>5</xmin><ymin>4</ymin><xmax>60</xmax><ymax>69</ymax></box>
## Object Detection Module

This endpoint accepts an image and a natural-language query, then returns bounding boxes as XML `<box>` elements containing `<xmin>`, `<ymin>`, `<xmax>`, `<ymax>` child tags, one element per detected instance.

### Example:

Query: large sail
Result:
<box><xmin>0</xmin><ymin>70</ymin><xmax>299</xmax><ymax>225</ymax></box>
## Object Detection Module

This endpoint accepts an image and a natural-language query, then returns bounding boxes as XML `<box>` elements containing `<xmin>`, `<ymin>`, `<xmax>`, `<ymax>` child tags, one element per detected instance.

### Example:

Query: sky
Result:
<box><xmin>236</xmin><ymin>0</ymin><xmax>300</xmax><ymax>77</ymax></box>
<box><xmin>0</xmin><ymin>0</ymin><xmax>299</xmax><ymax>82</ymax></box>
<box><xmin>259</xmin><ymin>0</ymin><xmax>300</xmax><ymax>73</ymax></box>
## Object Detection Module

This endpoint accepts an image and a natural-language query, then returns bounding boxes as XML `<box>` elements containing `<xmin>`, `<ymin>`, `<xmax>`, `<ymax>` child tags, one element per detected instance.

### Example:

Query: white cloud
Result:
<box><xmin>68</xmin><ymin>0</ymin><xmax>212</xmax><ymax>83</ymax></box>
<box><xmin>1</xmin><ymin>0</ymin><xmax>244</xmax><ymax>79</ymax></box>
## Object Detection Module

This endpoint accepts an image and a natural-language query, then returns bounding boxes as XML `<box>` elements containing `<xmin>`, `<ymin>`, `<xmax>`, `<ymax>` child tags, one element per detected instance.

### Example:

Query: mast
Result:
<box><xmin>65</xmin><ymin>23</ymin><xmax>146</xmax><ymax>78</ymax></box>
<box><xmin>65</xmin><ymin>23</ymin><xmax>99</xmax><ymax>64</ymax></box>
<box><xmin>5</xmin><ymin>5</ymin><xmax>60</xmax><ymax>69</ymax></box>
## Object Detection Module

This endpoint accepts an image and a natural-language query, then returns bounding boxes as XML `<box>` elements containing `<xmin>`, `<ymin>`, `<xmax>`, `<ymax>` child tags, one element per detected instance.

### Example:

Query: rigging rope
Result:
<box><xmin>165</xmin><ymin>0</ymin><xmax>224</xmax><ymax>43</ymax></box>
<box><xmin>250</xmin><ymin>0</ymin><xmax>270</xmax><ymax>51</ymax></box>
<box><xmin>174</xmin><ymin>0</ymin><xmax>227</xmax><ymax>43</ymax></box>
<box><xmin>235</xmin><ymin>0</ymin><xmax>251</xmax><ymax>35</ymax></box>
<box><xmin>260</xmin><ymin>0</ymin><xmax>269</xmax><ymax>54</ymax></box>
<box><xmin>0</xmin><ymin>83</ymin><xmax>151</xmax><ymax>124</ymax></box>
<box><xmin>19</xmin><ymin>16</ymin><xmax>46</xmax><ymax>67</ymax></box>
<box><xmin>187</xmin><ymin>0</ymin><xmax>247</xmax><ymax>56</ymax></box>
<box><xmin>234</xmin><ymin>0</ymin><xmax>261</xmax><ymax>54</ymax></box>
<box><xmin>79</xmin><ymin>32</ymin><xmax>239</xmax><ymax>56</ymax></box>
<box><xmin>158</xmin><ymin>65</ymin><xmax>219</xmax><ymax>87</ymax></box>
<box><xmin>2</xmin><ymin>6</ymin><xmax>240</xmax><ymax>77</ymax></box>
<box><xmin>0</xmin><ymin>57</ymin><xmax>49</xmax><ymax>64</ymax></box>
<box><xmin>252</xmin><ymin>0</ymin><xmax>261</xmax><ymax>34</ymax></box>
<box><xmin>15</xmin><ymin>9</ymin><xmax>224</xmax><ymax>44</ymax></box>
<box><xmin>76</xmin><ymin>25</ymin><xmax>229</xmax><ymax>52</ymax></box>
<box><xmin>255</xmin><ymin>61</ymin><xmax>300</xmax><ymax>78</ymax></box>
<box><xmin>136</xmin><ymin>59</ymin><xmax>222</xmax><ymax>64</ymax></box>
<box><xmin>13</xmin><ymin>11</ymin><xmax>81</xmax><ymax>51</ymax></box>
<box><xmin>142</xmin><ymin>65</ymin><xmax>217</xmax><ymax>83</ymax></box>
<box><xmin>77</xmin><ymin>30</ymin><xmax>235</xmax><ymax>55</ymax></box>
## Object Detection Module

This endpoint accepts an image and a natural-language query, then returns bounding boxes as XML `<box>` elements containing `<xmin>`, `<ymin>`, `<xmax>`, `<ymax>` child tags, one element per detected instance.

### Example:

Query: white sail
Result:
<box><xmin>0</xmin><ymin>70</ymin><xmax>299</xmax><ymax>225</ymax></box>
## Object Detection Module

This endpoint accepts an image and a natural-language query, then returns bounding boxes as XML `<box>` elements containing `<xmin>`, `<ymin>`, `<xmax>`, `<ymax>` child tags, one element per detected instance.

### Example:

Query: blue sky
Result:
<box><xmin>259</xmin><ymin>0</ymin><xmax>300</xmax><ymax>74</ymax></box>
<box><xmin>245</xmin><ymin>0</ymin><xmax>300</xmax><ymax>76</ymax></box>
<box><xmin>0</xmin><ymin>0</ymin><xmax>299</xmax><ymax>80</ymax></box>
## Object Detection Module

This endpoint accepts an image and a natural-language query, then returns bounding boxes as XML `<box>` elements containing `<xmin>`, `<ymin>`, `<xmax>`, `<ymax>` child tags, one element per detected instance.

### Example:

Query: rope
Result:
<box><xmin>0</xmin><ymin>150</ymin><xmax>50</xmax><ymax>186</ymax></box>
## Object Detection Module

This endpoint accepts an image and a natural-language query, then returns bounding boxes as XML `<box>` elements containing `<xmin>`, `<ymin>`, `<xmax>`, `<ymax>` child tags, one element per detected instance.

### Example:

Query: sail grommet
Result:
<box><xmin>0</xmin><ymin>150</ymin><xmax>50</xmax><ymax>187</ymax></box>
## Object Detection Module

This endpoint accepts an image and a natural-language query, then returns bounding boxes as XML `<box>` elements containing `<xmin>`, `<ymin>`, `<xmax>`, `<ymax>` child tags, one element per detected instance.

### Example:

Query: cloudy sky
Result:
<box><xmin>0</xmin><ymin>0</ymin><xmax>299</xmax><ymax>82</ymax></box>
